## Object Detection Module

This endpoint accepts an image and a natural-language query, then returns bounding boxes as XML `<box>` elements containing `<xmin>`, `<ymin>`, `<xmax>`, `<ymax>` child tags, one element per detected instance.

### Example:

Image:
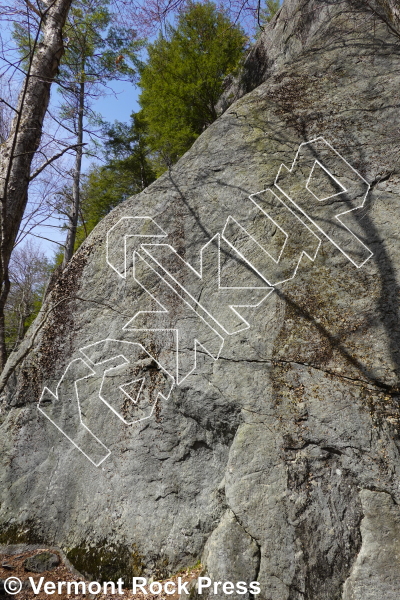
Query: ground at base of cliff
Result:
<box><xmin>0</xmin><ymin>549</ymin><xmax>201</xmax><ymax>600</ymax></box>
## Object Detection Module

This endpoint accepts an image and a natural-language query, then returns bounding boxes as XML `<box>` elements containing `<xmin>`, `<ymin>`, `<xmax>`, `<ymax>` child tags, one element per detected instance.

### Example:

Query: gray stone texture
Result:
<box><xmin>1</xmin><ymin>0</ymin><xmax>400</xmax><ymax>598</ymax></box>
<box><xmin>23</xmin><ymin>551</ymin><xmax>60</xmax><ymax>573</ymax></box>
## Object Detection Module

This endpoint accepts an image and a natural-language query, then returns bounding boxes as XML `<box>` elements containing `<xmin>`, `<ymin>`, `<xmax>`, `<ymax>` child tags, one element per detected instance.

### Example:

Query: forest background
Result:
<box><xmin>0</xmin><ymin>0</ymin><xmax>280</xmax><ymax>364</ymax></box>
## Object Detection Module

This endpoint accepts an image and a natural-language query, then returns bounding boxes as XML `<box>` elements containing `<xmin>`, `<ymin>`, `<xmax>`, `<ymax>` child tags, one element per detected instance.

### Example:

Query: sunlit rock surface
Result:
<box><xmin>1</xmin><ymin>1</ymin><xmax>400</xmax><ymax>598</ymax></box>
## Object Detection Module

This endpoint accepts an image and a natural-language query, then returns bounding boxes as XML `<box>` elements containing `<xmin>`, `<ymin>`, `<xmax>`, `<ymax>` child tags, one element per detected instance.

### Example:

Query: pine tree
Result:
<box><xmin>70</xmin><ymin>113</ymin><xmax>155</xmax><ymax>250</ymax></box>
<box><xmin>139</xmin><ymin>2</ymin><xmax>247</xmax><ymax>171</ymax></box>
<box><xmin>57</xmin><ymin>0</ymin><xmax>141</xmax><ymax>266</ymax></box>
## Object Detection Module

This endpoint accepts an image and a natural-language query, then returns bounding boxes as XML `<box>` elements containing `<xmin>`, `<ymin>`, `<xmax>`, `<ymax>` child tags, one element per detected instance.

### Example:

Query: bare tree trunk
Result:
<box><xmin>63</xmin><ymin>77</ymin><xmax>85</xmax><ymax>267</ymax></box>
<box><xmin>0</xmin><ymin>279</ymin><xmax>10</xmax><ymax>367</ymax></box>
<box><xmin>0</xmin><ymin>0</ymin><xmax>72</xmax><ymax>370</ymax></box>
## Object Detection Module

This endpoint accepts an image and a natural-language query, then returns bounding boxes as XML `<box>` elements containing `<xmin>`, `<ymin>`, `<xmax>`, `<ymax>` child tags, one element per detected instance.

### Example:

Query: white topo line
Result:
<box><xmin>38</xmin><ymin>137</ymin><xmax>375</xmax><ymax>465</ymax></box>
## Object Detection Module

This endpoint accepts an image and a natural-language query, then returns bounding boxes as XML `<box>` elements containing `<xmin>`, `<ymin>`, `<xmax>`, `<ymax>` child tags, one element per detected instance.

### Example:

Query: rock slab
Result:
<box><xmin>23</xmin><ymin>552</ymin><xmax>60</xmax><ymax>573</ymax></box>
<box><xmin>1</xmin><ymin>0</ymin><xmax>400</xmax><ymax>598</ymax></box>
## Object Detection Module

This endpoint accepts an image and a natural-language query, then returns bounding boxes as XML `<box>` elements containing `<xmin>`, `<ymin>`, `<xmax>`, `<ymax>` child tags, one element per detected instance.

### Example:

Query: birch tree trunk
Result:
<box><xmin>0</xmin><ymin>0</ymin><xmax>72</xmax><ymax>370</ymax></box>
<box><xmin>63</xmin><ymin>77</ymin><xmax>85</xmax><ymax>267</ymax></box>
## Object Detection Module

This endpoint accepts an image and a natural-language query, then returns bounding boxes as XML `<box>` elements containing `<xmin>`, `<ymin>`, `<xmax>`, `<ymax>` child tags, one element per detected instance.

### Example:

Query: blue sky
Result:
<box><xmin>6</xmin><ymin>1</ymin><xmax>276</xmax><ymax>258</ymax></box>
<box><xmin>92</xmin><ymin>80</ymin><xmax>140</xmax><ymax>129</ymax></box>
<box><xmin>0</xmin><ymin>17</ymin><xmax>143</xmax><ymax>257</ymax></box>
<box><xmin>34</xmin><ymin>78</ymin><xmax>141</xmax><ymax>257</ymax></box>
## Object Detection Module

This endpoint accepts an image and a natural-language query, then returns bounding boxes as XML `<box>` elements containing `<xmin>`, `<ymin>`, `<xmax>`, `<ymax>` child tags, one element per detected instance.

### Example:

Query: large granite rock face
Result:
<box><xmin>1</xmin><ymin>0</ymin><xmax>400</xmax><ymax>598</ymax></box>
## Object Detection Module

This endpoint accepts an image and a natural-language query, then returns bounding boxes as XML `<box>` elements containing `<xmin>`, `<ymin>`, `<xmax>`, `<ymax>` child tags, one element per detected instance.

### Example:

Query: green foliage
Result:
<box><xmin>13</xmin><ymin>0</ymin><xmax>143</xmax><ymax>267</ymax></box>
<box><xmin>62</xmin><ymin>0</ymin><xmax>140</xmax><ymax>85</ymax></box>
<box><xmin>12</xmin><ymin>23</ymin><xmax>39</xmax><ymax>70</ymax></box>
<box><xmin>139</xmin><ymin>1</ymin><xmax>247</xmax><ymax>171</ymax></box>
<box><xmin>58</xmin><ymin>0</ymin><xmax>141</xmax><ymax>129</ymax></box>
<box><xmin>75</xmin><ymin>161</ymin><xmax>142</xmax><ymax>246</ymax></box>
<box><xmin>13</xmin><ymin>0</ymin><xmax>141</xmax><ymax>90</ymax></box>
<box><xmin>59</xmin><ymin>0</ymin><xmax>142</xmax><ymax>264</ymax></box>
<box><xmin>5</xmin><ymin>242</ymin><xmax>51</xmax><ymax>355</ymax></box>
<box><xmin>73</xmin><ymin>113</ymin><xmax>155</xmax><ymax>248</ymax></box>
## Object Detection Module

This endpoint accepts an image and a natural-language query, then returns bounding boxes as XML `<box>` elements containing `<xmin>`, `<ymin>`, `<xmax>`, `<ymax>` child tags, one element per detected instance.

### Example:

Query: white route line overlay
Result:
<box><xmin>221</xmin><ymin>188</ymin><xmax>322</xmax><ymax>287</ymax></box>
<box><xmin>106</xmin><ymin>216</ymin><xmax>168</xmax><ymax>278</ymax></box>
<box><xmin>140</xmin><ymin>233</ymin><xmax>273</xmax><ymax>336</ymax></box>
<box><xmin>274</xmin><ymin>136</ymin><xmax>373</xmax><ymax>268</ymax></box>
<box><xmin>38</xmin><ymin>342</ymin><xmax>175</xmax><ymax>466</ymax></box>
<box><xmin>123</xmin><ymin>252</ymin><xmax>225</xmax><ymax>385</ymax></box>
<box><xmin>38</xmin><ymin>136</ymin><xmax>374</xmax><ymax>466</ymax></box>
<box><xmin>80</xmin><ymin>339</ymin><xmax>175</xmax><ymax>423</ymax></box>
<box><xmin>38</xmin><ymin>358</ymin><xmax>110</xmax><ymax>467</ymax></box>
<box><xmin>306</xmin><ymin>160</ymin><xmax>346</xmax><ymax>202</ymax></box>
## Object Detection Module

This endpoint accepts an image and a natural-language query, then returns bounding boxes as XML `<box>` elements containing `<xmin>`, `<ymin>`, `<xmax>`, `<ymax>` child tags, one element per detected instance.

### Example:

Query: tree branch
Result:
<box><xmin>23</xmin><ymin>0</ymin><xmax>42</xmax><ymax>18</ymax></box>
<box><xmin>363</xmin><ymin>0</ymin><xmax>400</xmax><ymax>39</ymax></box>
<box><xmin>29</xmin><ymin>142</ymin><xmax>86</xmax><ymax>181</ymax></box>
<box><xmin>0</xmin><ymin>98</ymin><xmax>19</xmax><ymax>115</ymax></box>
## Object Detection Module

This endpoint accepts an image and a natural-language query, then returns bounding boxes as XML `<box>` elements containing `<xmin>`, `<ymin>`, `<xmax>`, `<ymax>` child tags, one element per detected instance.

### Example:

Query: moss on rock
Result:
<box><xmin>66</xmin><ymin>540</ymin><xmax>145</xmax><ymax>582</ymax></box>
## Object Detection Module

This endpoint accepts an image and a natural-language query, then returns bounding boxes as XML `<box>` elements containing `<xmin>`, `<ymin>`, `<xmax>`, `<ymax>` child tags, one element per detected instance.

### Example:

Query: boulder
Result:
<box><xmin>1</xmin><ymin>0</ymin><xmax>400</xmax><ymax>597</ymax></box>
<box><xmin>23</xmin><ymin>552</ymin><xmax>60</xmax><ymax>573</ymax></box>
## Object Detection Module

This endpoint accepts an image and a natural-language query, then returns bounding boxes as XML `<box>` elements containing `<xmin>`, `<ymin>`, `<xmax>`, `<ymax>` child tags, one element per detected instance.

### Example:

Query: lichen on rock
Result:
<box><xmin>1</xmin><ymin>0</ymin><xmax>400</xmax><ymax>598</ymax></box>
